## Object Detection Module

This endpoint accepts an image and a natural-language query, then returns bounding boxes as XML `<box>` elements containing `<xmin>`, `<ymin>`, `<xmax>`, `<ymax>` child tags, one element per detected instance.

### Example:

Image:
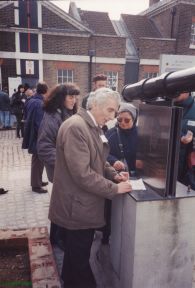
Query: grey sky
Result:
<box><xmin>51</xmin><ymin>0</ymin><xmax>149</xmax><ymax>20</ymax></box>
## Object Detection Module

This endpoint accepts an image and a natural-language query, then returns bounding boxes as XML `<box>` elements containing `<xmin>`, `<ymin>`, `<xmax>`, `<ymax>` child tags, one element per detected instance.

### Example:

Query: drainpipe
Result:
<box><xmin>171</xmin><ymin>7</ymin><xmax>177</xmax><ymax>38</ymax></box>
<box><xmin>88</xmin><ymin>50</ymin><xmax>95</xmax><ymax>91</ymax></box>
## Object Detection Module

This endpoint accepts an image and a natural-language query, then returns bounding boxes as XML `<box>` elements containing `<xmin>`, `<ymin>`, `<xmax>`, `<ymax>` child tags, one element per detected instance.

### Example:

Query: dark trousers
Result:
<box><xmin>101</xmin><ymin>199</ymin><xmax>112</xmax><ymax>244</ymax></box>
<box><xmin>61</xmin><ymin>228</ymin><xmax>96</xmax><ymax>288</ymax></box>
<box><xmin>50</xmin><ymin>222</ymin><xmax>66</xmax><ymax>250</ymax></box>
<box><xmin>15</xmin><ymin>113</ymin><xmax>24</xmax><ymax>137</ymax></box>
<box><xmin>31</xmin><ymin>153</ymin><xmax>44</xmax><ymax>188</ymax></box>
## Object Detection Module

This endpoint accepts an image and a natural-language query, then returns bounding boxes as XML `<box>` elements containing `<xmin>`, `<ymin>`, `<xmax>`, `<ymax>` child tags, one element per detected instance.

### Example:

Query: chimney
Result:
<box><xmin>149</xmin><ymin>0</ymin><xmax>160</xmax><ymax>6</ymax></box>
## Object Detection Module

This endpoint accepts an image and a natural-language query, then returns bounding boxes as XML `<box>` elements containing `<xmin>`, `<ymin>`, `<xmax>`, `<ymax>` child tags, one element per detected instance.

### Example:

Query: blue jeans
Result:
<box><xmin>0</xmin><ymin>111</ymin><xmax>11</xmax><ymax>127</ymax></box>
<box><xmin>10</xmin><ymin>114</ymin><xmax>16</xmax><ymax>127</ymax></box>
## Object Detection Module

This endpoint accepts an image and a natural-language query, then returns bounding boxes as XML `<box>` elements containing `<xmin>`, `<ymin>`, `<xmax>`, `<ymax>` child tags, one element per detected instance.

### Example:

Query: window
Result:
<box><xmin>105</xmin><ymin>71</ymin><xmax>118</xmax><ymax>91</ymax></box>
<box><xmin>57</xmin><ymin>69</ymin><xmax>73</xmax><ymax>84</ymax></box>
<box><xmin>190</xmin><ymin>22</ymin><xmax>195</xmax><ymax>46</ymax></box>
<box><xmin>144</xmin><ymin>72</ymin><xmax>158</xmax><ymax>79</ymax></box>
<box><xmin>190</xmin><ymin>16</ymin><xmax>195</xmax><ymax>48</ymax></box>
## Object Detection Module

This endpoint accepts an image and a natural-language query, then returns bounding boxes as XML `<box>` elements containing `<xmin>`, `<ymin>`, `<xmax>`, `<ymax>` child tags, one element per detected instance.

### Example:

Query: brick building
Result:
<box><xmin>118</xmin><ymin>0</ymin><xmax>195</xmax><ymax>82</ymax></box>
<box><xmin>1</xmin><ymin>0</ymin><xmax>194</xmax><ymax>94</ymax></box>
<box><xmin>0</xmin><ymin>1</ymin><xmax>126</xmax><ymax>96</ymax></box>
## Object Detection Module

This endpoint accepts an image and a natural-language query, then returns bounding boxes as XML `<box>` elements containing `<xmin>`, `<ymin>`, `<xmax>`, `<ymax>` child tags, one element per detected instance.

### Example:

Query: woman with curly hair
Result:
<box><xmin>37</xmin><ymin>83</ymin><xmax>79</xmax><ymax>181</ymax></box>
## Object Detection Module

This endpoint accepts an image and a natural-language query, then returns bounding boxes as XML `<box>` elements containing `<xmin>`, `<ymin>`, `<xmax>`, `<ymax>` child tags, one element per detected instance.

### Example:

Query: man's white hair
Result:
<box><xmin>86</xmin><ymin>87</ymin><xmax>121</xmax><ymax>110</ymax></box>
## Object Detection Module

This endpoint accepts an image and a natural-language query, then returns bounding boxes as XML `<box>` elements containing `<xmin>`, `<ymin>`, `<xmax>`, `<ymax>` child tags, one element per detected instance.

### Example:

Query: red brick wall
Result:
<box><xmin>0</xmin><ymin>3</ymin><xmax>14</xmax><ymax>27</ymax></box>
<box><xmin>150</xmin><ymin>3</ymin><xmax>195</xmax><ymax>55</ymax></box>
<box><xmin>139</xmin><ymin>65</ymin><xmax>159</xmax><ymax>80</ymax></box>
<box><xmin>139</xmin><ymin>38</ymin><xmax>176</xmax><ymax>59</ymax></box>
<box><xmin>42</xmin><ymin>35</ymin><xmax>89</xmax><ymax>55</ymax></box>
<box><xmin>176</xmin><ymin>4</ymin><xmax>195</xmax><ymax>55</ymax></box>
<box><xmin>90</xmin><ymin>36</ymin><xmax>126</xmax><ymax>58</ymax></box>
<box><xmin>42</xmin><ymin>34</ymin><xmax>126</xmax><ymax>59</ymax></box>
<box><xmin>43</xmin><ymin>61</ymin><xmax>124</xmax><ymax>98</ymax></box>
<box><xmin>42</xmin><ymin>6</ymin><xmax>78</xmax><ymax>30</ymax></box>
<box><xmin>43</xmin><ymin>60</ymin><xmax>89</xmax><ymax>98</ymax></box>
<box><xmin>0</xmin><ymin>32</ymin><xmax>15</xmax><ymax>52</ymax></box>
<box><xmin>150</xmin><ymin>8</ymin><xmax>176</xmax><ymax>38</ymax></box>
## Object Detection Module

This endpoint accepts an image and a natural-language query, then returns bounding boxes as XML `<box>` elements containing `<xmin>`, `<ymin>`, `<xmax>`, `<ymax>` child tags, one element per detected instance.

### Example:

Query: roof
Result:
<box><xmin>112</xmin><ymin>20</ymin><xmax>139</xmax><ymax>61</ymax></box>
<box><xmin>121</xmin><ymin>14</ymin><xmax>161</xmax><ymax>47</ymax></box>
<box><xmin>78</xmin><ymin>10</ymin><xmax>117</xmax><ymax>35</ymax></box>
<box><xmin>44</xmin><ymin>1</ymin><xmax>92</xmax><ymax>33</ymax></box>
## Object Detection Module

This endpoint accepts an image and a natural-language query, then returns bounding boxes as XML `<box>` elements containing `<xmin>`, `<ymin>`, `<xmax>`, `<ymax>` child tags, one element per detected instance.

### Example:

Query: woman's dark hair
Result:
<box><xmin>44</xmin><ymin>83</ymin><xmax>80</xmax><ymax>115</ymax></box>
<box><xmin>17</xmin><ymin>84</ymin><xmax>25</xmax><ymax>92</ymax></box>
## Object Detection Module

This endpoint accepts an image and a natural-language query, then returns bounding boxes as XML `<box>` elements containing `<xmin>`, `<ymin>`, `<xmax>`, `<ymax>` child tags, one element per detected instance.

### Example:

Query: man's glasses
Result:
<box><xmin>117</xmin><ymin>117</ymin><xmax>132</xmax><ymax>124</ymax></box>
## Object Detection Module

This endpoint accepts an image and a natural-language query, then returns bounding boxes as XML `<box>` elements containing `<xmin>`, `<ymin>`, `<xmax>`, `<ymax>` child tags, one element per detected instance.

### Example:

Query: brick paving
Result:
<box><xmin>0</xmin><ymin>129</ymin><xmax>116</xmax><ymax>288</ymax></box>
<box><xmin>0</xmin><ymin>129</ymin><xmax>51</xmax><ymax>231</ymax></box>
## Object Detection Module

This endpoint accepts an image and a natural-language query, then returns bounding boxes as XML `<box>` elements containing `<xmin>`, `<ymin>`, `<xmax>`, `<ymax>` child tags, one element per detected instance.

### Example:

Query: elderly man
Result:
<box><xmin>49</xmin><ymin>87</ymin><xmax>132</xmax><ymax>288</ymax></box>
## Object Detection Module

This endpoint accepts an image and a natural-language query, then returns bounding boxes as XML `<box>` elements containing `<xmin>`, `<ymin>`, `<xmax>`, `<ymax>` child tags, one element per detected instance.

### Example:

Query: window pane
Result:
<box><xmin>105</xmin><ymin>71</ymin><xmax>118</xmax><ymax>90</ymax></box>
<box><xmin>57</xmin><ymin>69</ymin><xmax>74</xmax><ymax>83</ymax></box>
<box><xmin>58</xmin><ymin>70</ymin><xmax>62</xmax><ymax>77</ymax></box>
<box><xmin>68</xmin><ymin>70</ymin><xmax>72</xmax><ymax>77</ymax></box>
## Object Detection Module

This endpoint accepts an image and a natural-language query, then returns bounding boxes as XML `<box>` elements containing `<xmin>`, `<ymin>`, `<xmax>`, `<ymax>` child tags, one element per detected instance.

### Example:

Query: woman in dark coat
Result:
<box><xmin>102</xmin><ymin>102</ymin><xmax>138</xmax><ymax>244</ymax></box>
<box><xmin>106</xmin><ymin>102</ymin><xmax>138</xmax><ymax>174</ymax></box>
<box><xmin>37</xmin><ymin>83</ymin><xmax>80</xmax><ymax>248</ymax></box>
<box><xmin>11</xmin><ymin>84</ymin><xmax>26</xmax><ymax>138</ymax></box>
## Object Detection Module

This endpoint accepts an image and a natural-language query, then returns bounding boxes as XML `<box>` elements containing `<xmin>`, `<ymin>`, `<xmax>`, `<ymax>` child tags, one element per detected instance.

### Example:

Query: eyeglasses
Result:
<box><xmin>117</xmin><ymin>117</ymin><xmax>132</xmax><ymax>124</ymax></box>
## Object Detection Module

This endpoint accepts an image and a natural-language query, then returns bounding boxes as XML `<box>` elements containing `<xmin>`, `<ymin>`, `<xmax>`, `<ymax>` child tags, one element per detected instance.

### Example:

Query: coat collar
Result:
<box><xmin>78</xmin><ymin>108</ymin><xmax>98</xmax><ymax>129</ymax></box>
<box><xmin>77</xmin><ymin>107</ymin><xmax>104</xmax><ymax>136</ymax></box>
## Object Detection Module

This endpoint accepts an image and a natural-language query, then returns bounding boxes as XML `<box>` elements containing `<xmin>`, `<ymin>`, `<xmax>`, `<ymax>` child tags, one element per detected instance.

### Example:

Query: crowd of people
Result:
<box><xmin>1</xmin><ymin>74</ymin><xmax>195</xmax><ymax>287</ymax></box>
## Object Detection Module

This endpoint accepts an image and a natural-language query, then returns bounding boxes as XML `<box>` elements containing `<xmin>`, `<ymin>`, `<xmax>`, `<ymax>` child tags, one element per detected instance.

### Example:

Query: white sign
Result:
<box><xmin>8</xmin><ymin>77</ymin><xmax>21</xmax><ymax>97</ymax></box>
<box><xmin>25</xmin><ymin>60</ymin><xmax>34</xmax><ymax>75</ymax></box>
<box><xmin>160</xmin><ymin>54</ymin><xmax>195</xmax><ymax>74</ymax></box>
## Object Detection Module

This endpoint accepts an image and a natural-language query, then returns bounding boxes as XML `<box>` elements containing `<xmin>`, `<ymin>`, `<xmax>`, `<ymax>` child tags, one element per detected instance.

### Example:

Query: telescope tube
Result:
<box><xmin>122</xmin><ymin>66</ymin><xmax>195</xmax><ymax>102</ymax></box>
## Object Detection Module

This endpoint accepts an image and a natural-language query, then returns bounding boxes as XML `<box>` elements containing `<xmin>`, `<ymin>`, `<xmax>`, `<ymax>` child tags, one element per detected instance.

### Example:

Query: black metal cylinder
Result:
<box><xmin>122</xmin><ymin>66</ymin><xmax>195</xmax><ymax>102</ymax></box>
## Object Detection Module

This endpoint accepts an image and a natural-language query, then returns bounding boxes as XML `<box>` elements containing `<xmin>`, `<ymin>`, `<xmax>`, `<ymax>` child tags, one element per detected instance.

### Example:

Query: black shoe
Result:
<box><xmin>32</xmin><ymin>187</ymin><xmax>48</xmax><ymax>193</ymax></box>
<box><xmin>0</xmin><ymin>188</ymin><xmax>8</xmax><ymax>195</ymax></box>
<box><xmin>41</xmin><ymin>181</ymin><xmax>48</xmax><ymax>187</ymax></box>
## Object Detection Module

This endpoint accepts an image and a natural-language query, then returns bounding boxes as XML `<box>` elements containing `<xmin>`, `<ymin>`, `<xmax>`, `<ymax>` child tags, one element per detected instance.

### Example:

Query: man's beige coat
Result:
<box><xmin>49</xmin><ymin>108</ymin><xmax>118</xmax><ymax>230</ymax></box>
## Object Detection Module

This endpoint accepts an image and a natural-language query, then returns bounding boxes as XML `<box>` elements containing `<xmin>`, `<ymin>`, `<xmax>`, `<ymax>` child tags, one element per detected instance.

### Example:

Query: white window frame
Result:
<box><xmin>144</xmin><ymin>72</ymin><xmax>158</xmax><ymax>79</ymax></box>
<box><xmin>190</xmin><ymin>22</ymin><xmax>195</xmax><ymax>48</ymax></box>
<box><xmin>105</xmin><ymin>71</ymin><xmax>118</xmax><ymax>91</ymax></box>
<box><xmin>57</xmin><ymin>69</ymin><xmax>74</xmax><ymax>84</ymax></box>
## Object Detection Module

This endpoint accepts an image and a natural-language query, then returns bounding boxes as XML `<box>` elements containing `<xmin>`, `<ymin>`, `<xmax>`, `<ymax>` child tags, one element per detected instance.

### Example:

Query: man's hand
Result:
<box><xmin>114</xmin><ymin>172</ymin><xmax>129</xmax><ymax>183</ymax></box>
<box><xmin>117</xmin><ymin>181</ymin><xmax>132</xmax><ymax>194</ymax></box>
<box><xmin>181</xmin><ymin>130</ymin><xmax>193</xmax><ymax>144</ymax></box>
<box><xmin>113</xmin><ymin>160</ymin><xmax>125</xmax><ymax>171</ymax></box>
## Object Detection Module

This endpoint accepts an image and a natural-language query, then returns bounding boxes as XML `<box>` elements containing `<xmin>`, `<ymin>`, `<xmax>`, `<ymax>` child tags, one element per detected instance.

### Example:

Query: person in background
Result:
<box><xmin>174</xmin><ymin>92</ymin><xmax>195</xmax><ymax>189</ymax></box>
<box><xmin>11</xmin><ymin>84</ymin><xmax>26</xmax><ymax>137</ymax></box>
<box><xmin>101</xmin><ymin>102</ymin><xmax>138</xmax><ymax>245</ymax></box>
<box><xmin>82</xmin><ymin>74</ymin><xmax>107</xmax><ymax>109</ymax></box>
<box><xmin>24</xmin><ymin>83</ymin><xmax>34</xmax><ymax>98</ymax></box>
<box><xmin>49</xmin><ymin>87</ymin><xmax>132</xmax><ymax>288</ymax></box>
<box><xmin>37</xmin><ymin>83</ymin><xmax>80</xmax><ymax>248</ymax></box>
<box><xmin>22</xmin><ymin>82</ymin><xmax>48</xmax><ymax>193</ymax></box>
<box><xmin>0</xmin><ymin>88</ymin><xmax>11</xmax><ymax>130</ymax></box>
